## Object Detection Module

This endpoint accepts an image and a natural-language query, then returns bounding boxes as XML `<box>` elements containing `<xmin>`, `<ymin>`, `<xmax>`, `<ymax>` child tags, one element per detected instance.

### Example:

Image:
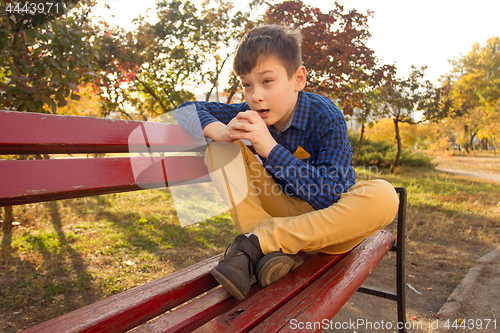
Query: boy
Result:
<box><xmin>178</xmin><ymin>25</ymin><xmax>399</xmax><ymax>301</ymax></box>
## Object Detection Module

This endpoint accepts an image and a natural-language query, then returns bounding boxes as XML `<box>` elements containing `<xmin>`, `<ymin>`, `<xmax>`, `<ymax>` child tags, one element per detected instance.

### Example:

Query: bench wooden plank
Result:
<box><xmin>0</xmin><ymin>110</ymin><xmax>202</xmax><ymax>155</ymax></box>
<box><xmin>250</xmin><ymin>230</ymin><xmax>395</xmax><ymax>332</ymax></box>
<box><xmin>131</xmin><ymin>253</ymin><xmax>323</xmax><ymax>333</ymax></box>
<box><xmin>132</xmin><ymin>286</ymin><xmax>242</xmax><ymax>333</ymax></box>
<box><xmin>191</xmin><ymin>252</ymin><xmax>347</xmax><ymax>333</ymax></box>
<box><xmin>23</xmin><ymin>255</ymin><xmax>222</xmax><ymax>333</ymax></box>
<box><xmin>0</xmin><ymin>156</ymin><xmax>209</xmax><ymax>207</ymax></box>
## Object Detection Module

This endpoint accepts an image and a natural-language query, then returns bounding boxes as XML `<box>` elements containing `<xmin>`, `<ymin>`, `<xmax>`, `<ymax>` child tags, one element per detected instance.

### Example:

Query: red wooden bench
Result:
<box><xmin>0</xmin><ymin>110</ymin><xmax>408</xmax><ymax>333</ymax></box>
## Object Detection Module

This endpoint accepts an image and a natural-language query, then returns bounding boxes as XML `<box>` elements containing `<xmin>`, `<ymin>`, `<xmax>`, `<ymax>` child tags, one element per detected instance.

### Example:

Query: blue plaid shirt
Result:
<box><xmin>178</xmin><ymin>91</ymin><xmax>356</xmax><ymax>210</ymax></box>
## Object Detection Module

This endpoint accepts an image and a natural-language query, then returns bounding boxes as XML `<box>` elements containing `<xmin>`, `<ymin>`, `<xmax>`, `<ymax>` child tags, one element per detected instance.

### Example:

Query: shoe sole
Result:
<box><xmin>256</xmin><ymin>253</ymin><xmax>304</xmax><ymax>287</ymax></box>
<box><xmin>211</xmin><ymin>267</ymin><xmax>246</xmax><ymax>301</ymax></box>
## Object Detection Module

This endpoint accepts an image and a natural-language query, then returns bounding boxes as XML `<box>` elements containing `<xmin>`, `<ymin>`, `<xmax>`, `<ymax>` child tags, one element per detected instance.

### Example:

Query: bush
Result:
<box><xmin>348</xmin><ymin>132</ymin><xmax>433</xmax><ymax>168</ymax></box>
<box><xmin>399</xmin><ymin>149</ymin><xmax>434</xmax><ymax>167</ymax></box>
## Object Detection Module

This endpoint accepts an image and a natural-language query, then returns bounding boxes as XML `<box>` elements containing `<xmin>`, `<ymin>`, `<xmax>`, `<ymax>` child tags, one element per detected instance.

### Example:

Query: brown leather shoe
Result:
<box><xmin>210</xmin><ymin>234</ymin><xmax>263</xmax><ymax>301</ymax></box>
<box><xmin>255</xmin><ymin>252</ymin><xmax>304</xmax><ymax>287</ymax></box>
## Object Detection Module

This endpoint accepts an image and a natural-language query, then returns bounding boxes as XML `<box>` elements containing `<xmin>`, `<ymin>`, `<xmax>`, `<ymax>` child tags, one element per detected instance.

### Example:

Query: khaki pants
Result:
<box><xmin>205</xmin><ymin>140</ymin><xmax>399</xmax><ymax>255</ymax></box>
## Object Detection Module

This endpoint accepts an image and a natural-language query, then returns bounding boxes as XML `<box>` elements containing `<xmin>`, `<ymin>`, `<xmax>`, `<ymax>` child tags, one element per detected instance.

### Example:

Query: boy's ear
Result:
<box><xmin>294</xmin><ymin>66</ymin><xmax>307</xmax><ymax>92</ymax></box>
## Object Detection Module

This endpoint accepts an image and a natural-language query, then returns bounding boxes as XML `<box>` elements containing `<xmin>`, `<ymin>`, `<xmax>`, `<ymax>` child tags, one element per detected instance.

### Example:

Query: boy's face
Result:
<box><xmin>238</xmin><ymin>56</ymin><xmax>306</xmax><ymax>134</ymax></box>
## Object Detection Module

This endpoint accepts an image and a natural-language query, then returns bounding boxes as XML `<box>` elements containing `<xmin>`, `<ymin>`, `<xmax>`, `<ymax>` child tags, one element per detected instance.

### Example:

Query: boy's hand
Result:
<box><xmin>202</xmin><ymin>118</ymin><xmax>251</xmax><ymax>143</ymax></box>
<box><xmin>229</xmin><ymin>111</ymin><xmax>277</xmax><ymax>158</ymax></box>
<box><xmin>202</xmin><ymin>120</ymin><xmax>239</xmax><ymax>143</ymax></box>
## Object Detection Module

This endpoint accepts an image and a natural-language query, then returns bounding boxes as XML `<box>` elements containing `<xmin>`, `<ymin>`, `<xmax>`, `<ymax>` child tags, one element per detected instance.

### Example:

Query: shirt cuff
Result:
<box><xmin>264</xmin><ymin>144</ymin><xmax>298</xmax><ymax>176</ymax></box>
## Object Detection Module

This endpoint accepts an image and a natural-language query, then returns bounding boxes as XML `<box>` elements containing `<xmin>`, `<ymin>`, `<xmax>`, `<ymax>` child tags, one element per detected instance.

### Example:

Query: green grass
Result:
<box><xmin>361</xmin><ymin>166</ymin><xmax>500</xmax><ymax>260</ymax></box>
<box><xmin>1</xmin><ymin>189</ymin><xmax>239</xmax><ymax>330</ymax></box>
<box><xmin>1</xmin><ymin>165</ymin><xmax>500</xmax><ymax>331</ymax></box>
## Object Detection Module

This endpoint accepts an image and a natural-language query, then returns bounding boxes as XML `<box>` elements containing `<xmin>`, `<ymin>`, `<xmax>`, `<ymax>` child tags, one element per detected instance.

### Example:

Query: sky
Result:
<box><xmin>96</xmin><ymin>0</ymin><xmax>500</xmax><ymax>86</ymax></box>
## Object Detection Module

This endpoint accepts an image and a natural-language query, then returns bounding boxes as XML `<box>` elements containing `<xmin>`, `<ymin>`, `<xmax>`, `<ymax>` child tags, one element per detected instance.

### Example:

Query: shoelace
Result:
<box><xmin>221</xmin><ymin>245</ymin><xmax>255</xmax><ymax>276</ymax></box>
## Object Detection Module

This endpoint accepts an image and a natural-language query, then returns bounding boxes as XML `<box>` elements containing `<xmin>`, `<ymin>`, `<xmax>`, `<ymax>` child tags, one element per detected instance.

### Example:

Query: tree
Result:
<box><xmin>264</xmin><ymin>0</ymin><xmax>383</xmax><ymax>116</ymax></box>
<box><xmin>352</xmin><ymin>65</ymin><xmax>395</xmax><ymax>167</ymax></box>
<box><xmin>484</xmin><ymin>100</ymin><xmax>500</xmax><ymax>154</ymax></box>
<box><xmin>92</xmin><ymin>0</ymin><xmax>255</xmax><ymax>120</ymax></box>
<box><xmin>440</xmin><ymin>37</ymin><xmax>500</xmax><ymax>153</ymax></box>
<box><xmin>0</xmin><ymin>0</ymin><xmax>100</xmax><ymax>113</ymax></box>
<box><xmin>365</xmin><ymin>117</ymin><xmax>434</xmax><ymax>151</ymax></box>
<box><xmin>57</xmin><ymin>83</ymin><xmax>103</xmax><ymax>117</ymax></box>
<box><xmin>419</xmin><ymin>75</ymin><xmax>454</xmax><ymax>122</ymax></box>
<box><xmin>1</xmin><ymin>1</ymin><xmax>100</xmax><ymax>230</ymax></box>
<box><xmin>352</xmin><ymin>87</ymin><xmax>378</xmax><ymax>167</ymax></box>
<box><xmin>378</xmin><ymin>66</ymin><xmax>427</xmax><ymax>173</ymax></box>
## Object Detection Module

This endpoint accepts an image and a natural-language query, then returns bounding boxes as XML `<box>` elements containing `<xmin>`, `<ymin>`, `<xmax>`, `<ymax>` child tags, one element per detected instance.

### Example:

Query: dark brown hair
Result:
<box><xmin>233</xmin><ymin>25</ymin><xmax>302</xmax><ymax>78</ymax></box>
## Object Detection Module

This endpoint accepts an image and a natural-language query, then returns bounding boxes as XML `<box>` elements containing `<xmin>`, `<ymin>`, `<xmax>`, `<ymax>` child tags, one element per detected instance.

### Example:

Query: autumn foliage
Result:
<box><xmin>264</xmin><ymin>1</ymin><xmax>392</xmax><ymax>115</ymax></box>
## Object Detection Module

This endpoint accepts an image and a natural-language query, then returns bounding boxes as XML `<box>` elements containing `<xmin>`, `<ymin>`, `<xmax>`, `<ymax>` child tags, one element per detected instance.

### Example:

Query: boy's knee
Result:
<box><xmin>373</xmin><ymin>179</ymin><xmax>397</xmax><ymax>196</ymax></box>
<box><xmin>371</xmin><ymin>179</ymin><xmax>399</xmax><ymax>217</ymax></box>
<box><xmin>349</xmin><ymin>179</ymin><xmax>399</xmax><ymax>214</ymax></box>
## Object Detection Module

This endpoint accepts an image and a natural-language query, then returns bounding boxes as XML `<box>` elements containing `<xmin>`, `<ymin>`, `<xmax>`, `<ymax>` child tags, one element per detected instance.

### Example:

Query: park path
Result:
<box><xmin>435</xmin><ymin>167</ymin><xmax>500</xmax><ymax>183</ymax></box>
<box><xmin>435</xmin><ymin>166</ymin><xmax>499</xmax><ymax>332</ymax></box>
<box><xmin>437</xmin><ymin>246</ymin><xmax>500</xmax><ymax>333</ymax></box>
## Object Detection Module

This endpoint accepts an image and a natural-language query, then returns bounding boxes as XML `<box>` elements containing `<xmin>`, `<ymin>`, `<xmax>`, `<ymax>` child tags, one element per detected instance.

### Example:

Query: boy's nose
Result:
<box><xmin>252</xmin><ymin>89</ymin><xmax>264</xmax><ymax>103</ymax></box>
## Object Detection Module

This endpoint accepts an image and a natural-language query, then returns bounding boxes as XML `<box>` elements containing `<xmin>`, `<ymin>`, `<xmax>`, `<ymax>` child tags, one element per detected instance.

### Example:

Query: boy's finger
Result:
<box><xmin>237</xmin><ymin>110</ymin><xmax>260</xmax><ymax>124</ymax></box>
<box><xmin>232</xmin><ymin>122</ymin><xmax>253</xmax><ymax>132</ymax></box>
<box><xmin>230</xmin><ymin>132</ymin><xmax>249</xmax><ymax>141</ymax></box>
<box><xmin>235</xmin><ymin>112</ymin><xmax>253</xmax><ymax>123</ymax></box>
<box><xmin>238</xmin><ymin>110</ymin><xmax>257</xmax><ymax>118</ymax></box>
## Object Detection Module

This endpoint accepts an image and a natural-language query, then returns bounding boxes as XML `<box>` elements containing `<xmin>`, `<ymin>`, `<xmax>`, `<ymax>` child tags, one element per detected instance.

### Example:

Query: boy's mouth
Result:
<box><xmin>257</xmin><ymin>109</ymin><xmax>270</xmax><ymax>117</ymax></box>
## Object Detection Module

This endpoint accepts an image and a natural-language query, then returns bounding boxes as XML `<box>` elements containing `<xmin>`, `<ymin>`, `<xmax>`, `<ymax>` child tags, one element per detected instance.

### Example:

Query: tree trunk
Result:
<box><xmin>463</xmin><ymin>125</ymin><xmax>470</xmax><ymax>154</ymax></box>
<box><xmin>469</xmin><ymin>130</ymin><xmax>478</xmax><ymax>152</ymax></box>
<box><xmin>391</xmin><ymin>118</ymin><xmax>402</xmax><ymax>174</ymax></box>
<box><xmin>353</xmin><ymin>123</ymin><xmax>365</xmax><ymax>167</ymax></box>
<box><xmin>225</xmin><ymin>74</ymin><xmax>240</xmax><ymax>104</ymax></box>
<box><xmin>481</xmin><ymin>138</ymin><xmax>488</xmax><ymax>150</ymax></box>
<box><xmin>2</xmin><ymin>206</ymin><xmax>14</xmax><ymax>230</ymax></box>
<box><xmin>494</xmin><ymin>136</ymin><xmax>498</xmax><ymax>156</ymax></box>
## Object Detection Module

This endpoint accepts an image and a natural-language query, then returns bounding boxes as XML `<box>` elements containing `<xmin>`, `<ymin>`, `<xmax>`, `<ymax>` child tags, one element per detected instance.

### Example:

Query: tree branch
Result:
<box><xmin>136</xmin><ymin>77</ymin><xmax>170</xmax><ymax>114</ymax></box>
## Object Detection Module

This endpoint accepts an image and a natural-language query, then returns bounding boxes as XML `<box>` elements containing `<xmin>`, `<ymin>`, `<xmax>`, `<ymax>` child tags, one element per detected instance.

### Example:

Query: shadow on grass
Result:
<box><xmin>1</xmin><ymin>190</ymin><xmax>237</xmax><ymax>331</ymax></box>
<box><xmin>71</xmin><ymin>192</ymin><xmax>238</xmax><ymax>272</ymax></box>
<box><xmin>0</xmin><ymin>201</ymin><xmax>99</xmax><ymax>330</ymax></box>
<box><xmin>1</xmin><ymin>227</ymin><xmax>12</xmax><ymax>253</ymax></box>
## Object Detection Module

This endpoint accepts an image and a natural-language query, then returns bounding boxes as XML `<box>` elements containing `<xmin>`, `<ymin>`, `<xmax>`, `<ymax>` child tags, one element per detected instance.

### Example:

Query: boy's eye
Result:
<box><xmin>242</xmin><ymin>83</ymin><xmax>251</xmax><ymax>88</ymax></box>
<box><xmin>263</xmin><ymin>79</ymin><xmax>272</xmax><ymax>84</ymax></box>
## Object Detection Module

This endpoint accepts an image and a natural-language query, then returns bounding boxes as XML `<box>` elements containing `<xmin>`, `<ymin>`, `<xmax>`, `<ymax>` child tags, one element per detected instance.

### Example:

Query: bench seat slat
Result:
<box><xmin>22</xmin><ymin>255</ymin><xmax>222</xmax><ymax>333</ymax></box>
<box><xmin>191</xmin><ymin>252</ymin><xmax>347</xmax><ymax>333</ymax></box>
<box><xmin>250</xmin><ymin>230</ymin><xmax>395</xmax><ymax>332</ymax></box>
<box><xmin>131</xmin><ymin>253</ymin><xmax>321</xmax><ymax>333</ymax></box>
<box><xmin>0</xmin><ymin>110</ymin><xmax>202</xmax><ymax>154</ymax></box>
<box><xmin>132</xmin><ymin>286</ymin><xmax>241</xmax><ymax>333</ymax></box>
<box><xmin>0</xmin><ymin>156</ymin><xmax>209</xmax><ymax>207</ymax></box>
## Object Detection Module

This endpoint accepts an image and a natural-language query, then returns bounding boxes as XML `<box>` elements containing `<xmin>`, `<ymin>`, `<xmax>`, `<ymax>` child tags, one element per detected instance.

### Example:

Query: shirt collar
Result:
<box><xmin>281</xmin><ymin>106</ymin><xmax>296</xmax><ymax>132</ymax></box>
<box><xmin>268</xmin><ymin>91</ymin><xmax>310</xmax><ymax>135</ymax></box>
<box><xmin>288</xmin><ymin>91</ymin><xmax>309</xmax><ymax>131</ymax></box>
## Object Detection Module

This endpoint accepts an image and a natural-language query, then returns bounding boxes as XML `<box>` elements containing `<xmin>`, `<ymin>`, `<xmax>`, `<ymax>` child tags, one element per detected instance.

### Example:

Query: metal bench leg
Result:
<box><xmin>395</xmin><ymin>187</ymin><xmax>407</xmax><ymax>333</ymax></box>
<box><xmin>355</xmin><ymin>187</ymin><xmax>408</xmax><ymax>332</ymax></box>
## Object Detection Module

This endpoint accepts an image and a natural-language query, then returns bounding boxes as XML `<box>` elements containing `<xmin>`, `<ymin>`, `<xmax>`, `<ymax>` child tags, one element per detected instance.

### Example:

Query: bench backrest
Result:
<box><xmin>0</xmin><ymin>110</ymin><xmax>209</xmax><ymax>207</ymax></box>
<box><xmin>1</xmin><ymin>110</ymin><xmax>408</xmax><ymax>332</ymax></box>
